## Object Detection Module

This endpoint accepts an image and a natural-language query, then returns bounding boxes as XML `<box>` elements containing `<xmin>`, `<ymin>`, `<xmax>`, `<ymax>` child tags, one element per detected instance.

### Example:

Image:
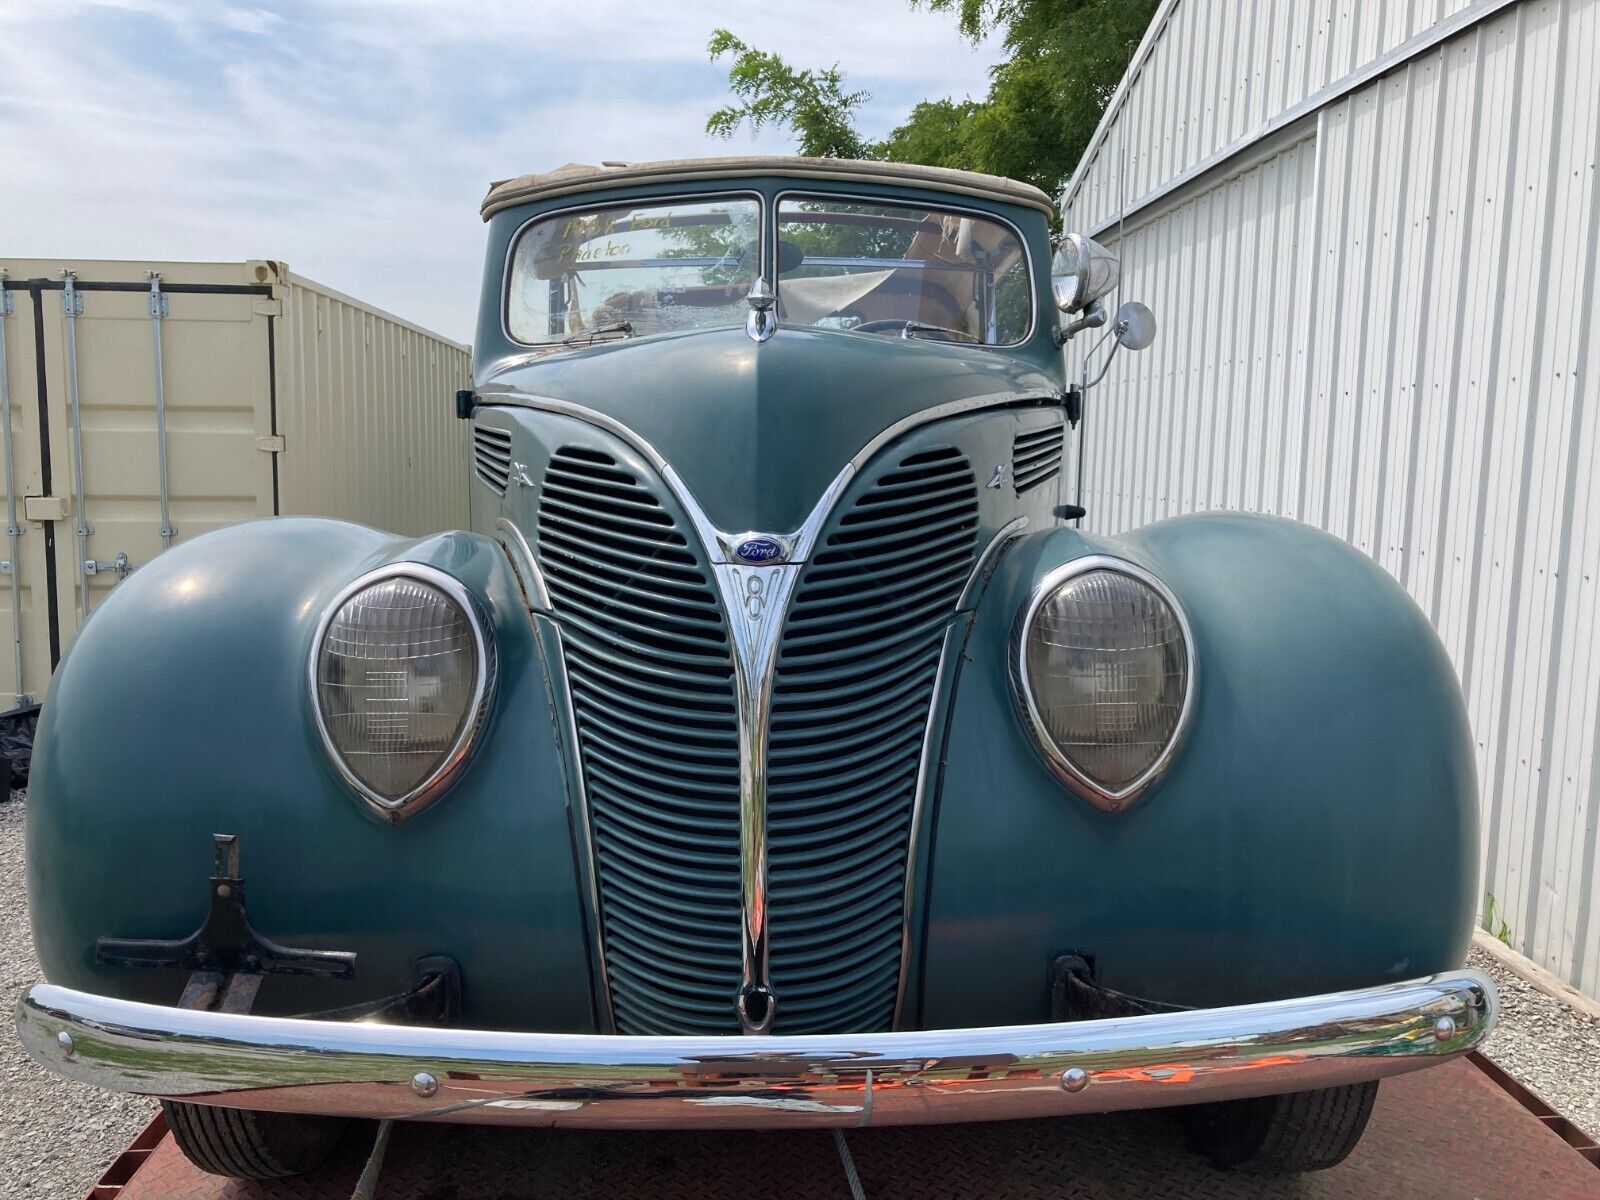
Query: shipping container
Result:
<box><xmin>0</xmin><ymin>258</ymin><xmax>470</xmax><ymax>706</ymax></box>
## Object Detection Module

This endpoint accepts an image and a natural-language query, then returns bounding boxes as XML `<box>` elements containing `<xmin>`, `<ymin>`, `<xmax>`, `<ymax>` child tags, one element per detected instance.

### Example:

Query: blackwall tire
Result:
<box><xmin>1179</xmin><ymin>1080</ymin><xmax>1379</xmax><ymax>1174</ymax></box>
<box><xmin>162</xmin><ymin>1099</ymin><xmax>347</xmax><ymax>1179</ymax></box>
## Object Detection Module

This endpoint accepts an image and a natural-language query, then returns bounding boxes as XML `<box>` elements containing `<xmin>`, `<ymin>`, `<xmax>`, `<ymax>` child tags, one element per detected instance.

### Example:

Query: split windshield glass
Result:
<box><xmin>775</xmin><ymin>198</ymin><xmax>1031</xmax><ymax>345</ymax></box>
<box><xmin>506</xmin><ymin>197</ymin><xmax>761</xmax><ymax>343</ymax></box>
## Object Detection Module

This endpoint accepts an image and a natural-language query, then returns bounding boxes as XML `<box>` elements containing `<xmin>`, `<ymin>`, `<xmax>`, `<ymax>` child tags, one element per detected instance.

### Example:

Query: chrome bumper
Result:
<box><xmin>16</xmin><ymin>971</ymin><xmax>1495</xmax><ymax>1129</ymax></box>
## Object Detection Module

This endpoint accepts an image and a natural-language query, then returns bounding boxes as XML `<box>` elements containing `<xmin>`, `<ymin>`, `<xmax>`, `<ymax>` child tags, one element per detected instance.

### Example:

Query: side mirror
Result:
<box><xmin>1113</xmin><ymin>301</ymin><xmax>1156</xmax><ymax>351</ymax></box>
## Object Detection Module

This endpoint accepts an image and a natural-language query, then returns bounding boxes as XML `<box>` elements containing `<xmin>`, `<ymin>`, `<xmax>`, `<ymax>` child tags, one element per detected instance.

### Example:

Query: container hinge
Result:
<box><xmin>147</xmin><ymin>284</ymin><xmax>168</xmax><ymax>319</ymax></box>
<box><xmin>61</xmin><ymin>279</ymin><xmax>83</xmax><ymax>316</ymax></box>
<box><xmin>255</xmin><ymin>435</ymin><xmax>285</xmax><ymax>454</ymax></box>
<box><xmin>84</xmin><ymin>551</ymin><xmax>133</xmax><ymax>580</ymax></box>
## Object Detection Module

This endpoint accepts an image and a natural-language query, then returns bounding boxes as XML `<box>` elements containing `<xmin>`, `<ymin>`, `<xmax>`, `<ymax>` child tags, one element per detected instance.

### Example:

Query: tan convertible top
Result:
<box><xmin>481</xmin><ymin>156</ymin><xmax>1056</xmax><ymax>220</ymax></box>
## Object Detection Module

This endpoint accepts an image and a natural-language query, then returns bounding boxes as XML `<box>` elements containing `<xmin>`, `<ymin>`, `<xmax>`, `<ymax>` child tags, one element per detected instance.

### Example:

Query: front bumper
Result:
<box><xmin>17</xmin><ymin>971</ymin><xmax>1495</xmax><ymax>1129</ymax></box>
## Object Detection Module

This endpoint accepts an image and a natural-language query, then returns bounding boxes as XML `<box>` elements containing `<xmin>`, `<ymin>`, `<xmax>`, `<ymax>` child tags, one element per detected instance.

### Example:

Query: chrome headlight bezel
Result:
<box><xmin>309</xmin><ymin>562</ymin><xmax>497</xmax><ymax>824</ymax></box>
<box><xmin>1010</xmin><ymin>555</ymin><xmax>1196</xmax><ymax>813</ymax></box>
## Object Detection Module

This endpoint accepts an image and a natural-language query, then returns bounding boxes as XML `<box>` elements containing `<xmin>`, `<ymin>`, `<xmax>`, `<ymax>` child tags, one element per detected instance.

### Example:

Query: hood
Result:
<box><xmin>477</xmin><ymin>327</ymin><xmax>1060</xmax><ymax>534</ymax></box>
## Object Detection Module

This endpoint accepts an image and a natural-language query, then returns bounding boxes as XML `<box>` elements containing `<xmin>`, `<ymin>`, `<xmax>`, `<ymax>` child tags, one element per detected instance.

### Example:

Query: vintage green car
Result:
<box><xmin>18</xmin><ymin>157</ymin><xmax>1495</xmax><ymax>1180</ymax></box>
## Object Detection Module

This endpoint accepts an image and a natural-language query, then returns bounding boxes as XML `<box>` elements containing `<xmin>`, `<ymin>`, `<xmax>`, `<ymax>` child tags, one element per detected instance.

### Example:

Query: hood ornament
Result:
<box><xmin>745</xmin><ymin>277</ymin><xmax>777</xmax><ymax>344</ymax></box>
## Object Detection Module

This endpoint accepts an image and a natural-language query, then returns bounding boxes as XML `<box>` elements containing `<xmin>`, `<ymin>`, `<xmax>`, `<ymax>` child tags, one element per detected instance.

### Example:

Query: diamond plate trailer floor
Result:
<box><xmin>93</xmin><ymin>1057</ymin><xmax>1600</xmax><ymax>1199</ymax></box>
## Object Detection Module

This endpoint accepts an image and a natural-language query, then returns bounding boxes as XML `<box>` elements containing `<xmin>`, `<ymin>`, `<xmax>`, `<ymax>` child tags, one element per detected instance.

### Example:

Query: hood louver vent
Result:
<box><xmin>473</xmin><ymin>426</ymin><xmax>513</xmax><ymax>494</ymax></box>
<box><xmin>1013</xmin><ymin>419</ymin><xmax>1064</xmax><ymax>495</ymax></box>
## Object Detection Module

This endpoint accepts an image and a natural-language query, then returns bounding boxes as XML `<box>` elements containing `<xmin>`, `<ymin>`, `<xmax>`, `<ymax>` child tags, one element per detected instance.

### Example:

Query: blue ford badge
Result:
<box><xmin>734</xmin><ymin>536</ymin><xmax>786</xmax><ymax>564</ymax></box>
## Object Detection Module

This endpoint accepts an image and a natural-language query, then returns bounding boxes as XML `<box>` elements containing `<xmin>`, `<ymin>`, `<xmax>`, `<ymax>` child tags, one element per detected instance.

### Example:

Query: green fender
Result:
<box><xmin>26</xmin><ymin>518</ymin><xmax>599</xmax><ymax>1032</ymax></box>
<box><xmin>916</xmin><ymin>511</ymin><xmax>1479</xmax><ymax>1027</ymax></box>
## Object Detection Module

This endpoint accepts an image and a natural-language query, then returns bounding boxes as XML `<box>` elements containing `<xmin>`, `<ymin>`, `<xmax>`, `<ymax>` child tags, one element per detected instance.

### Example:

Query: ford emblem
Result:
<box><xmin>734</xmin><ymin>536</ymin><xmax>786</xmax><ymax>565</ymax></box>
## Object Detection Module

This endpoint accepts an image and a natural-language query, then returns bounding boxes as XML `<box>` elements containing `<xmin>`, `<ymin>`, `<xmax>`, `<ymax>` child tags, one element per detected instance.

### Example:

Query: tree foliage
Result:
<box><xmin>705</xmin><ymin>30</ymin><xmax>872</xmax><ymax>160</ymax></box>
<box><xmin>704</xmin><ymin>1</ymin><xmax>1159</xmax><ymax>200</ymax></box>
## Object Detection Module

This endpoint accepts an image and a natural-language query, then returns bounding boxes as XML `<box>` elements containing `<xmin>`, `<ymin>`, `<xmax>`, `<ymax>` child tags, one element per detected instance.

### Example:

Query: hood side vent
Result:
<box><xmin>1012</xmin><ymin>418</ymin><xmax>1064</xmax><ymax>495</ymax></box>
<box><xmin>473</xmin><ymin>425</ymin><xmax>513</xmax><ymax>495</ymax></box>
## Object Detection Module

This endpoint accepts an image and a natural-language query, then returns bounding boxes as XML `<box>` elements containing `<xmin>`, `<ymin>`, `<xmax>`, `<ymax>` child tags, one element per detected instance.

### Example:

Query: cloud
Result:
<box><xmin>0</xmin><ymin>0</ymin><xmax>1002</xmax><ymax>342</ymax></box>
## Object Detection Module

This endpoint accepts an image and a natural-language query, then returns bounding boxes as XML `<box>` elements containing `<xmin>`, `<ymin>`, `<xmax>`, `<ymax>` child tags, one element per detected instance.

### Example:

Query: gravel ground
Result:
<box><xmin>1467</xmin><ymin>943</ymin><xmax>1600</xmax><ymax>1139</ymax></box>
<box><xmin>0</xmin><ymin>795</ymin><xmax>1595</xmax><ymax>1196</ymax></box>
<box><xmin>1</xmin><ymin>794</ymin><xmax>155</xmax><ymax>1199</ymax></box>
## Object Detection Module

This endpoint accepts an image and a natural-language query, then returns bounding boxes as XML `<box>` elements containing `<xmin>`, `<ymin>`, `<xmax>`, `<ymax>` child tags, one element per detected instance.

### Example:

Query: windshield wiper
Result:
<box><xmin>562</xmin><ymin>321</ymin><xmax>634</xmax><ymax>347</ymax></box>
<box><xmin>901</xmin><ymin>321</ymin><xmax>979</xmax><ymax>344</ymax></box>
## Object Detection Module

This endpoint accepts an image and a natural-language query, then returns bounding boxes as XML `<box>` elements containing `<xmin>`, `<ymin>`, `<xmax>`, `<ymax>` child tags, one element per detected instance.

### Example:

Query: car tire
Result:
<box><xmin>1179</xmin><ymin>1080</ymin><xmax>1379</xmax><ymax>1173</ymax></box>
<box><xmin>162</xmin><ymin>1099</ymin><xmax>347</xmax><ymax>1179</ymax></box>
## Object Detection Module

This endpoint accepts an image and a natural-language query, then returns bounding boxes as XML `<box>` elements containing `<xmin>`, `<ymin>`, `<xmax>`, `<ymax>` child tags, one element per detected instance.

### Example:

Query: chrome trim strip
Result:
<box><xmin>849</xmin><ymin>390</ymin><xmax>1059</xmax><ymax>473</ymax></box>
<box><xmin>483</xmin><ymin>389</ymin><xmax>1059</xmax><ymax>487</ymax></box>
<box><xmin>16</xmin><ymin>971</ymin><xmax>1496</xmax><ymax>1128</ymax></box>
<box><xmin>493</xmin><ymin>517</ymin><xmax>551</xmax><ymax>612</ymax></box>
<box><xmin>307</xmin><ymin>562</ymin><xmax>498</xmax><ymax>825</ymax></box>
<box><xmin>716</xmin><ymin>469</ymin><xmax>853</xmax><ymax>1032</ymax></box>
<box><xmin>499</xmin><ymin>190</ymin><xmax>766</xmax><ymax>351</ymax></box>
<box><xmin>893</xmin><ymin>516</ymin><xmax>1031</xmax><ymax>1029</ymax></box>
<box><xmin>542</xmin><ymin>618</ymin><xmax>615</xmax><ymax>1034</ymax></box>
<box><xmin>773</xmin><ymin>189</ymin><xmax>1040</xmax><ymax>349</ymax></box>
<box><xmin>1010</xmin><ymin>554</ymin><xmax>1198</xmax><ymax>813</ymax></box>
<box><xmin>479</xmin><ymin>388</ymin><xmax>1054</xmax><ymax>1028</ymax></box>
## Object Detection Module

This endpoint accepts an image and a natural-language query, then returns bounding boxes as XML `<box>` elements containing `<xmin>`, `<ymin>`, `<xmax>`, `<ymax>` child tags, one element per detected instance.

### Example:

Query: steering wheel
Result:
<box><xmin>853</xmin><ymin>319</ymin><xmax>917</xmax><ymax>335</ymax></box>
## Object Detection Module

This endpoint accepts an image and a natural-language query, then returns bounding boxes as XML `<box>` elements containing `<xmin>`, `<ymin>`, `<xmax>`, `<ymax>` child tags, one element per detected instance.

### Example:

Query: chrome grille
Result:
<box><xmin>1013</xmin><ymin>418</ymin><xmax>1064</xmax><ymax>495</ymax></box>
<box><xmin>766</xmin><ymin>447</ymin><xmax>980</xmax><ymax>1033</ymax></box>
<box><xmin>535</xmin><ymin>446</ymin><xmax>743</xmax><ymax>1035</ymax></box>
<box><xmin>472</xmin><ymin>425</ymin><xmax>513</xmax><ymax>494</ymax></box>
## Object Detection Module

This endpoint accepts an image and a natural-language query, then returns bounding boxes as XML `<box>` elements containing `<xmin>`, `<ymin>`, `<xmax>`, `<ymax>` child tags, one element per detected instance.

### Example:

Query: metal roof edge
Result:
<box><xmin>1059</xmin><ymin>0</ymin><xmax>1184</xmax><ymax>218</ymax></box>
<box><xmin>1078</xmin><ymin>0</ymin><xmax>1524</xmax><ymax>237</ymax></box>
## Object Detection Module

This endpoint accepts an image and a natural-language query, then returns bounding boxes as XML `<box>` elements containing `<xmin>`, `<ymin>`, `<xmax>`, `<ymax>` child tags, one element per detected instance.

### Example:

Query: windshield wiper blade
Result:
<box><xmin>562</xmin><ymin>321</ymin><xmax>634</xmax><ymax>347</ymax></box>
<box><xmin>901</xmin><ymin>320</ymin><xmax>979</xmax><ymax>344</ymax></box>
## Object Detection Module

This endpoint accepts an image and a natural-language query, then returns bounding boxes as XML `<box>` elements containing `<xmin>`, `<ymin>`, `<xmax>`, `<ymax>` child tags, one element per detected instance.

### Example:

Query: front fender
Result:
<box><xmin>920</xmin><ymin>512</ymin><xmax>1478</xmax><ymax>1026</ymax></box>
<box><xmin>27</xmin><ymin>518</ymin><xmax>598</xmax><ymax>1032</ymax></box>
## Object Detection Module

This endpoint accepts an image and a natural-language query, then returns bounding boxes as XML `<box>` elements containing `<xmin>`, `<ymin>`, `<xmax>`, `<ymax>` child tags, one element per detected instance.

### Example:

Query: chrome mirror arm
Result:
<box><xmin>1053</xmin><ymin>298</ymin><xmax>1107</xmax><ymax>346</ymax></box>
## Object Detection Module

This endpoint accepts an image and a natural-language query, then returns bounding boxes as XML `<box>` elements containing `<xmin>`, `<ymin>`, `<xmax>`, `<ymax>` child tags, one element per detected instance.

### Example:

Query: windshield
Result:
<box><xmin>776</xmin><ymin>198</ymin><xmax>1031</xmax><ymax>345</ymax></box>
<box><xmin>506</xmin><ymin>197</ymin><xmax>761</xmax><ymax>343</ymax></box>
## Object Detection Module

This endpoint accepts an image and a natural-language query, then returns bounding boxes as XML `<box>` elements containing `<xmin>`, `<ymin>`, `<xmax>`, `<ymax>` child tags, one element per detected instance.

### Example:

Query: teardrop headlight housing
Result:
<box><xmin>311</xmin><ymin>563</ymin><xmax>496</xmax><ymax>822</ymax></box>
<box><xmin>1012</xmin><ymin>556</ymin><xmax>1194</xmax><ymax>812</ymax></box>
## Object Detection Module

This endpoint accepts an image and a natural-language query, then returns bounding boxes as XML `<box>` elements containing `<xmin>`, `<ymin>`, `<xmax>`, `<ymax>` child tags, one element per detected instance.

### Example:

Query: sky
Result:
<box><xmin>0</xmin><ymin>1</ymin><xmax>1003</xmax><ymax>343</ymax></box>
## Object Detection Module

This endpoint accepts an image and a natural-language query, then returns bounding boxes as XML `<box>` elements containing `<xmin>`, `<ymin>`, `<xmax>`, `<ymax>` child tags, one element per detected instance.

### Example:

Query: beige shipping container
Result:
<box><xmin>0</xmin><ymin>258</ymin><xmax>470</xmax><ymax>706</ymax></box>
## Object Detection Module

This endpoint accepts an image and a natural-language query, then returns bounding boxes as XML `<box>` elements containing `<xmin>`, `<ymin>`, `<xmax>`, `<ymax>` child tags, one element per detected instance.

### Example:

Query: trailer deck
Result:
<box><xmin>90</xmin><ymin>1055</ymin><xmax>1599</xmax><ymax>1199</ymax></box>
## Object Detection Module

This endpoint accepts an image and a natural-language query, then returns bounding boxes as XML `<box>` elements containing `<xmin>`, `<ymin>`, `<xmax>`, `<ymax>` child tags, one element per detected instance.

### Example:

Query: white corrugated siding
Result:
<box><xmin>277</xmin><ymin>274</ymin><xmax>470</xmax><ymax>536</ymax></box>
<box><xmin>1063</xmin><ymin>0</ymin><xmax>1600</xmax><ymax>998</ymax></box>
<box><xmin>1068</xmin><ymin>0</ymin><xmax>1494</xmax><ymax>231</ymax></box>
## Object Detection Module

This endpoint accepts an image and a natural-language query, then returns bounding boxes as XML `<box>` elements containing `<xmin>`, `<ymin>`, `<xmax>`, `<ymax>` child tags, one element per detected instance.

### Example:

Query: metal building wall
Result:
<box><xmin>1072</xmin><ymin>0</ymin><xmax>1508</xmax><ymax>232</ymax></box>
<box><xmin>1062</xmin><ymin>0</ymin><xmax>1600</xmax><ymax>998</ymax></box>
<box><xmin>276</xmin><ymin>274</ymin><xmax>470</xmax><ymax>537</ymax></box>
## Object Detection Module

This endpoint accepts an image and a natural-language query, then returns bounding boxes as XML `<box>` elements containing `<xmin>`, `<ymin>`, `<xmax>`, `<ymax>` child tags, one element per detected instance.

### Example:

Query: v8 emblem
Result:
<box><xmin>742</xmin><ymin>572</ymin><xmax>768</xmax><ymax>619</ymax></box>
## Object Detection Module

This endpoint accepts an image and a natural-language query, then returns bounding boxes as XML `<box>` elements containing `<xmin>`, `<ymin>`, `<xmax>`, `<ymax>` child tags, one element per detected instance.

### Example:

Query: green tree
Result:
<box><xmin>704</xmin><ymin>1</ymin><xmax>1159</xmax><ymax>199</ymax></box>
<box><xmin>705</xmin><ymin>29</ymin><xmax>872</xmax><ymax>159</ymax></box>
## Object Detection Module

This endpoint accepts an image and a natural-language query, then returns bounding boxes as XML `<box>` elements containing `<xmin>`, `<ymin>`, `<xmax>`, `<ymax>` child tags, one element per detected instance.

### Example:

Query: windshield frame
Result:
<box><xmin>501</xmin><ymin>189</ymin><xmax>768</xmax><ymax>349</ymax></box>
<box><xmin>772</xmin><ymin>189</ymin><xmax>1037</xmax><ymax>349</ymax></box>
<box><xmin>499</xmin><ymin>187</ymin><xmax>1038</xmax><ymax>352</ymax></box>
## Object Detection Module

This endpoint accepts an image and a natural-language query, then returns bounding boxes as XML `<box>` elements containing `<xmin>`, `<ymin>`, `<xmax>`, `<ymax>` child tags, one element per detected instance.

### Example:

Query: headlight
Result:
<box><xmin>1012</xmin><ymin>556</ymin><xmax>1193</xmax><ymax>811</ymax></box>
<box><xmin>311</xmin><ymin>564</ymin><xmax>496</xmax><ymax>822</ymax></box>
<box><xmin>1050</xmin><ymin>232</ymin><xmax>1121</xmax><ymax>313</ymax></box>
